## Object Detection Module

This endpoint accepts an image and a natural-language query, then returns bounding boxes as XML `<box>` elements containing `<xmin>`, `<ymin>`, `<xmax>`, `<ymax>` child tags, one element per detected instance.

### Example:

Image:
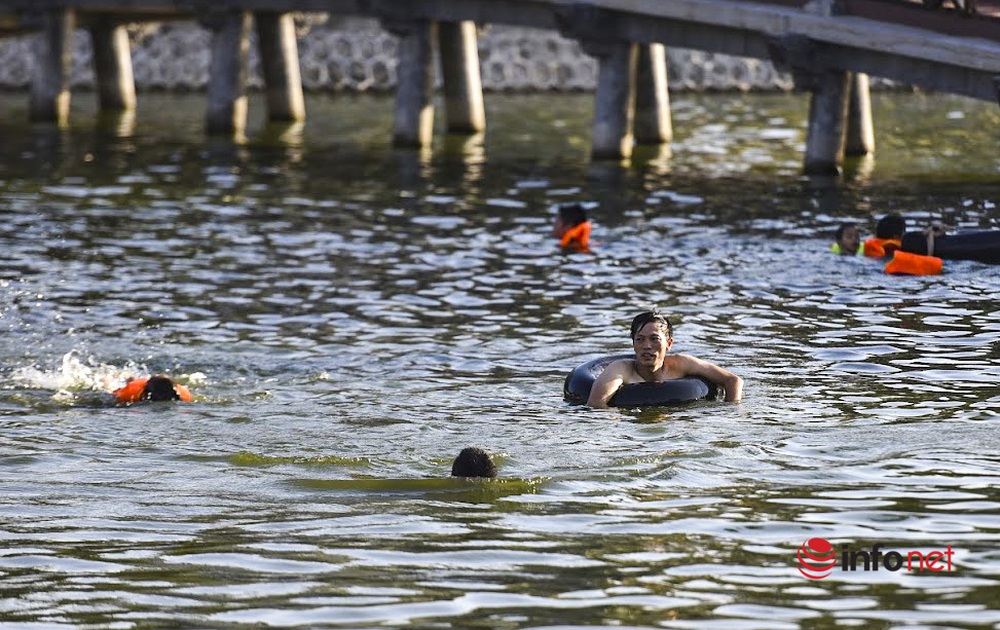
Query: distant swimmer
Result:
<box><xmin>113</xmin><ymin>374</ymin><xmax>193</xmax><ymax>404</ymax></box>
<box><xmin>864</xmin><ymin>213</ymin><xmax>944</xmax><ymax>275</ymax></box>
<box><xmin>553</xmin><ymin>203</ymin><xmax>592</xmax><ymax>252</ymax></box>
<box><xmin>451</xmin><ymin>447</ymin><xmax>498</xmax><ymax>478</ymax></box>
<box><xmin>587</xmin><ymin>310</ymin><xmax>744</xmax><ymax>408</ymax></box>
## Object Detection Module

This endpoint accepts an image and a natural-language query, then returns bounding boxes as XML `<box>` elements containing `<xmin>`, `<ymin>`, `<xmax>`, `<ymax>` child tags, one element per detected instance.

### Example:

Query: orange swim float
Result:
<box><xmin>885</xmin><ymin>250</ymin><xmax>943</xmax><ymax>276</ymax></box>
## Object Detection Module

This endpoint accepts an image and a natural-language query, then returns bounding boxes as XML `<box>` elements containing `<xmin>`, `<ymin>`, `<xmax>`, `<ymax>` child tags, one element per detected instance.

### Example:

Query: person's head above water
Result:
<box><xmin>554</xmin><ymin>203</ymin><xmax>588</xmax><ymax>232</ymax></box>
<box><xmin>875</xmin><ymin>213</ymin><xmax>906</xmax><ymax>240</ymax></box>
<box><xmin>833</xmin><ymin>222</ymin><xmax>861</xmax><ymax>255</ymax></box>
<box><xmin>629</xmin><ymin>310</ymin><xmax>676</xmax><ymax>372</ymax></box>
<box><xmin>553</xmin><ymin>203</ymin><xmax>592</xmax><ymax>251</ymax></box>
<box><xmin>630</xmin><ymin>309</ymin><xmax>673</xmax><ymax>341</ymax></box>
<box><xmin>451</xmin><ymin>447</ymin><xmax>497</xmax><ymax>478</ymax></box>
<box><xmin>142</xmin><ymin>375</ymin><xmax>184</xmax><ymax>401</ymax></box>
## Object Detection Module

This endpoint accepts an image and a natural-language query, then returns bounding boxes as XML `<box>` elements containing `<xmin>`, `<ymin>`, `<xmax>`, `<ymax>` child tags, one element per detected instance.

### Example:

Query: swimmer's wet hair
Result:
<box><xmin>835</xmin><ymin>222</ymin><xmax>857</xmax><ymax>240</ymax></box>
<box><xmin>557</xmin><ymin>203</ymin><xmax>588</xmax><ymax>227</ymax></box>
<box><xmin>630</xmin><ymin>310</ymin><xmax>673</xmax><ymax>339</ymax></box>
<box><xmin>142</xmin><ymin>375</ymin><xmax>181</xmax><ymax>402</ymax></box>
<box><xmin>451</xmin><ymin>447</ymin><xmax>497</xmax><ymax>478</ymax></box>
<box><xmin>875</xmin><ymin>213</ymin><xmax>906</xmax><ymax>239</ymax></box>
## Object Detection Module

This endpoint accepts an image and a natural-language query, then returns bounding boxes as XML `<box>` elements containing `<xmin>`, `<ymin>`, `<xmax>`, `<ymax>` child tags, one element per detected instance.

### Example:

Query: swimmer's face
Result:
<box><xmin>632</xmin><ymin>322</ymin><xmax>673</xmax><ymax>369</ymax></box>
<box><xmin>837</xmin><ymin>225</ymin><xmax>860</xmax><ymax>254</ymax></box>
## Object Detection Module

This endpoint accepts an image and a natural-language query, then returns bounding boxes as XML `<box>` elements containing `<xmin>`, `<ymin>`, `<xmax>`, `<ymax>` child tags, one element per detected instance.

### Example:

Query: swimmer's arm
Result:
<box><xmin>675</xmin><ymin>354</ymin><xmax>744</xmax><ymax>403</ymax></box>
<box><xmin>587</xmin><ymin>360</ymin><xmax>629</xmax><ymax>409</ymax></box>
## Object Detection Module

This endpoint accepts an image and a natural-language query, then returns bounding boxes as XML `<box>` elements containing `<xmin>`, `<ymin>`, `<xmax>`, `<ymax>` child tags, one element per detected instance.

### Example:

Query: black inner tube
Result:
<box><xmin>564</xmin><ymin>354</ymin><xmax>718</xmax><ymax>408</ymax></box>
<box><xmin>901</xmin><ymin>230</ymin><xmax>1000</xmax><ymax>264</ymax></box>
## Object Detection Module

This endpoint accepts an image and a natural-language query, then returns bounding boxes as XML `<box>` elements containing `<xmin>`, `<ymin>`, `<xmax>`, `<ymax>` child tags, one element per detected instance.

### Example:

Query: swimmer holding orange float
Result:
<box><xmin>863</xmin><ymin>213</ymin><xmax>943</xmax><ymax>275</ymax></box>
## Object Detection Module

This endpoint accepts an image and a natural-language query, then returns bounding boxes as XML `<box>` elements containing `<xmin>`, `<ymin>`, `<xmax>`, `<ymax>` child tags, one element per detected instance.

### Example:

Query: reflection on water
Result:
<box><xmin>1</xmin><ymin>90</ymin><xmax>999</xmax><ymax>628</ymax></box>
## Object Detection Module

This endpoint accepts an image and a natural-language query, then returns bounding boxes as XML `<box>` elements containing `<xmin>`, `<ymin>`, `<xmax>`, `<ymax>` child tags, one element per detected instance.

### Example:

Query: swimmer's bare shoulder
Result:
<box><xmin>671</xmin><ymin>353</ymin><xmax>744</xmax><ymax>402</ymax></box>
<box><xmin>586</xmin><ymin>358</ymin><xmax>635</xmax><ymax>408</ymax></box>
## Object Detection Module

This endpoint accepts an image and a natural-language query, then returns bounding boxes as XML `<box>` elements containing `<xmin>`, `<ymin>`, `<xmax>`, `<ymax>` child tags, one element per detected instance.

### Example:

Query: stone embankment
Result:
<box><xmin>0</xmin><ymin>15</ymin><xmax>795</xmax><ymax>92</ymax></box>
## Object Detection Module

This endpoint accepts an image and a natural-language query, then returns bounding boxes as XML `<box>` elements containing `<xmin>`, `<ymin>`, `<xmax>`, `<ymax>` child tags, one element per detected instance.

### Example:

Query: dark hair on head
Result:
<box><xmin>875</xmin><ymin>213</ymin><xmax>906</xmax><ymax>239</ymax></box>
<box><xmin>630</xmin><ymin>310</ymin><xmax>673</xmax><ymax>340</ymax></box>
<box><xmin>142</xmin><ymin>375</ymin><xmax>181</xmax><ymax>402</ymax></box>
<box><xmin>557</xmin><ymin>203</ymin><xmax>588</xmax><ymax>227</ymax></box>
<box><xmin>451</xmin><ymin>447</ymin><xmax>497</xmax><ymax>478</ymax></box>
<box><xmin>835</xmin><ymin>222</ymin><xmax>857</xmax><ymax>240</ymax></box>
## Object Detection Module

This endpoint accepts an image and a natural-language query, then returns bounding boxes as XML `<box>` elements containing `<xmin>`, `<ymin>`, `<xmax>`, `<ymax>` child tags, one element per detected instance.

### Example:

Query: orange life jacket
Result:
<box><xmin>885</xmin><ymin>250</ymin><xmax>943</xmax><ymax>276</ymax></box>
<box><xmin>863</xmin><ymin>237</ymin><xmax>901</xmax><ymax>258</ymax></box>
<box><xmin>559</xmin><ymin>220</ymin><xmax>591</xmax><ymax>251</ymax></box>
<box><xmin>113</xmin><ymin>377</ymin><xmax>193</xmax><ymax>404</ymax></box>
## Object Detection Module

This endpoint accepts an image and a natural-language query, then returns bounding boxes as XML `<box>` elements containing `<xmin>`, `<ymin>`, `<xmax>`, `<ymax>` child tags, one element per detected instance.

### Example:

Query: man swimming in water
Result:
<box><xmin>587</xmin><ymin>310</ymin><xmax>744</xmax><ymax>408</ymax></box>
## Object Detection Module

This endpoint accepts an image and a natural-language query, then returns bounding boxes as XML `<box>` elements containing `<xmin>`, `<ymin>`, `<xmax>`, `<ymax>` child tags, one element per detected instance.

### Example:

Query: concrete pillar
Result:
<box><xmin>590</xmin><ymin>41</ymin><xmax>638</xmax><ymax>160</ymax></box>
<box><xmin>90</xmin><ymin>18</ymin><xmax>136</xmax><ymax>112</ymax></box>
<box><xmin>845</xmin><ymin>72</ymin><xmax>875</xmax><ymax>157</ymax></box>
<box><xmin>634</xmin><ymin>43</ymin><xmax>672</xmax><ymax>145</ymax></box>
<box><xmin>803</xmin><ymin>69</ymin><xmax>851</xmax><ymax>175</ymax></box>
<box><xmin>256</xmin><ymin>12</ymin><xmax>305</xmax><ymax>122</ymax></box>
<box><xmin>204</xmin><ymin>10</ymin><xmax>252</xmax><ymax>137</ymax></box>
<box><xmin>29</xmin><ymin>9</ymin><xmax>75</xmax><ymax>124</ymax></box>
<box><xmin>386</xmin><ymin>20</ymin><xmax>437</xmax><ymax>148</ymax></box>
<box><xmin>438</xmin><ymin>21</ymin><xmax>485</xmax><ymax>134</ymax></box>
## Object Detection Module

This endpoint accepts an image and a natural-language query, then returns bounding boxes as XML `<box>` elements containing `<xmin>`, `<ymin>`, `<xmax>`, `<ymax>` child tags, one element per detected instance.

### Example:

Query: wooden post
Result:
<box><xmin>589</xmin><ymin>41</ymin><xmax>637</xmax><ymax>160</ymax></box>
<box><xmin>634</xmin><ymin>43</ymin><xmax>672</xmax><ymax>145</ymax></box>
<box><xmin>90</xmin><ymin>18</ymin><xmax>136</xmax><ymax>112</ymax></box>
<box><xmin>438</xmin><ymin>21</ymin><xmax>485</xmax><ymax>134</ymax></box>
<box><xmin>804</xmin><ymin>69</ymin><xmax>851</xmax><ymax>175</ymax></box>
<box><xmin>30</xmin><ymin>9</ymin><xmax>75</xmax><ymax>124</ymax></box>
<box><xmin>256</xmin><ymin>12</ymin><xmax>305</xmax><ymax>122</ymax></box>
<box><xmin>845</xmin><ymin>72</ymin><xmax>875</xmax><ymax>156</ymax></box>
<box><xmin>204</xmin><ymin>10</ymin><xmax>251</xmax><ymax>137</ymax></box>
<box><xmin>385</xmin><ymin>19</ymin><xmax>437</xmax><ymax>148</ymax></box>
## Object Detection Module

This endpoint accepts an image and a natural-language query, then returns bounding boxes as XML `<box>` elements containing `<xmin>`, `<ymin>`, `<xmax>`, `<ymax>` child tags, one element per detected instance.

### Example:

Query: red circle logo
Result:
<box><xmin>797</xmin><ymin>537</ymin><xmax>836</xmax><ymax>579</ymax></box>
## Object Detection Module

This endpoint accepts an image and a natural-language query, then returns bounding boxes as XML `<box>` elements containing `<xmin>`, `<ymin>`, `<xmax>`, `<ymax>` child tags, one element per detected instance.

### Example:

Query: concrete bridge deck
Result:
<box><xmin>3</xmin><ymin>0</ymin><xmax>1000</xmax><ymax>173</ymax></box>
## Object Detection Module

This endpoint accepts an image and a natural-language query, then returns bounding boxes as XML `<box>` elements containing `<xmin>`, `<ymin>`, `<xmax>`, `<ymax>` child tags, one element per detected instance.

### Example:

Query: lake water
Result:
<box><xmin>1</xmin><ymin>89</ymin><xmax>999</xmax><ymax>629</ymax></box>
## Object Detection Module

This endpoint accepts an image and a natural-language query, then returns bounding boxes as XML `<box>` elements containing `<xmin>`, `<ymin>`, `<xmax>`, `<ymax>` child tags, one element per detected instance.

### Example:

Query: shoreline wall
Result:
<box><xmin>0</xmin><ymin>15</ymin><xmax>797</xmax><ymax>93</ymax></box>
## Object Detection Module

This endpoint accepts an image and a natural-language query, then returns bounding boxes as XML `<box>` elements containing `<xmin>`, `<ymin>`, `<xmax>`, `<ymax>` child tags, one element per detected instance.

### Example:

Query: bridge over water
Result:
<box><xmin>3</xmin><ymin>0</ymin><xmax>1000</xmax><ymax>174</ymax></box>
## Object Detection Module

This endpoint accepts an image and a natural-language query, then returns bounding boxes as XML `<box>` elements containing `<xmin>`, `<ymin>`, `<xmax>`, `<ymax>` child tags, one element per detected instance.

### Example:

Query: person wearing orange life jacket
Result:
<box><xmin>113</xmin><ymin>374</ymin><xmax>193</xmax><ymax>404</ymax></box>
<box><xmin>864</xmin><ymin>213</ymin><xmax>944</xmax><ymax>276</ymax></box>
<box><xmin>553</xmin><ymin>203</ymin><xmax>592</xmax><ymax>252</ymax></box>
<box><xmin>863</xmin><ymin>213</ymin><xmax>906</xmax><ymax>258</ymax></box>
